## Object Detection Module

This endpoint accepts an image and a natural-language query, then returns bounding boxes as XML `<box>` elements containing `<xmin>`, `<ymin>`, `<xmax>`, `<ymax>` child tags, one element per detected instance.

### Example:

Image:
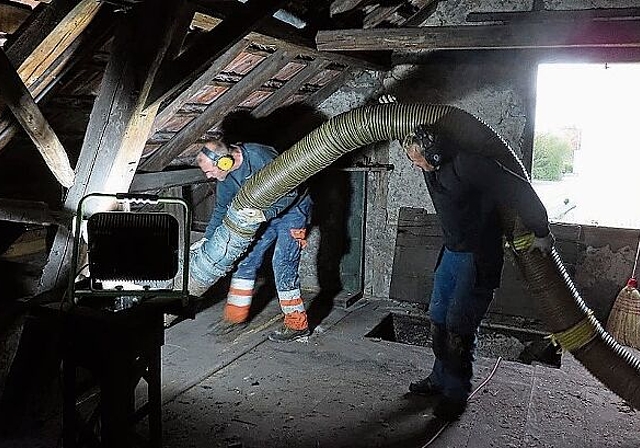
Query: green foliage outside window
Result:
<box><xmin>533</xmin><ymin>133</ymin><xmax>573</xmax><ymax>181</ymax></box>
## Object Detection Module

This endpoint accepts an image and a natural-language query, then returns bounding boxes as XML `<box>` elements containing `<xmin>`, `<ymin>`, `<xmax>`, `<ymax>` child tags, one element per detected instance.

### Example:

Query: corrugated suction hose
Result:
<box><xmin>226</xmin><ymin>103</ymin><xmax>640</xmax><ymax>408</ymax></box>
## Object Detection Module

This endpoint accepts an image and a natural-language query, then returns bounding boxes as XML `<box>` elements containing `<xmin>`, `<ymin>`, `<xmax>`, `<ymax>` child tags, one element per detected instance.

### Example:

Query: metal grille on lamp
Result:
<box><xmin>87</xmin><ymin>212</ymin><xmax>179</xmax><ymax>282</ymax></box>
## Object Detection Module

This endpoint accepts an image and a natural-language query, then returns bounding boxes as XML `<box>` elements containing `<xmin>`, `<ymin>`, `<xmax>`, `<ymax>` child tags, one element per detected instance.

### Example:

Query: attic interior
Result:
<box><xmin>1</xmin><ymin>0</ymin><xmax>640</xmax><ymax>447</ymax></box>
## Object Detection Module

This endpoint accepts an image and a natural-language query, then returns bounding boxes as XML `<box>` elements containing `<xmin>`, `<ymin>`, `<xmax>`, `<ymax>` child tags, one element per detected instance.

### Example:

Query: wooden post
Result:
<box><xmin>38</xmin><ymin>0</ymin><xmax>189</xmax><ymax>293</ymax></box>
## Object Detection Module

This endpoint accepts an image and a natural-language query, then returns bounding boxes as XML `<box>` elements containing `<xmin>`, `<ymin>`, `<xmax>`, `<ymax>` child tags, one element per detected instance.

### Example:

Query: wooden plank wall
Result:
<box><xmin>389</xmin><ymin>207</ymin><xmax>582</xmax><ymax>323</ymax></box>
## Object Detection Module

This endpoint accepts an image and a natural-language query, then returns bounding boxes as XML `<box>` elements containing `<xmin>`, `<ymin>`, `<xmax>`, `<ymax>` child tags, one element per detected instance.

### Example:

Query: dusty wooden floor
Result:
<box><xmin>159</xmin><ymin>296</ymin><xmax>640</xmax><ymax>448</ymax></box>
<box><xmin>1</xmin><ymin>293</ymin><xmax>639</xmax><ymax>448</ymax></box>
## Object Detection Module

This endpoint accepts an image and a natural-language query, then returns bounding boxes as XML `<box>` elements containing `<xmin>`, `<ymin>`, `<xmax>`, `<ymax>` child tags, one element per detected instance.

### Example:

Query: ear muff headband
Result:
<box><xmin>201</xmin><ymin>147</ymin><xmax>234</xmax><ymax>171</ymax></box>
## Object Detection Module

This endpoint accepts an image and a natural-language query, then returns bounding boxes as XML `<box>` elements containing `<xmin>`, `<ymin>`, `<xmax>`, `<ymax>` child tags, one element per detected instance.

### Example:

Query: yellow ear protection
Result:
<box><xmin>201</xmin><ymin>146</ymin><xmax>235</xmax><ymax>171</ymax></box>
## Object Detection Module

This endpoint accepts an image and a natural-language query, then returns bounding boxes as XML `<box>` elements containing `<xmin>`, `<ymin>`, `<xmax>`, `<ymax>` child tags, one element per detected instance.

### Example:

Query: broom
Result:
<box><xmin>606</xmin><ymin>236</ymin><xmax>640</xmax><ymax>349</ymax></box>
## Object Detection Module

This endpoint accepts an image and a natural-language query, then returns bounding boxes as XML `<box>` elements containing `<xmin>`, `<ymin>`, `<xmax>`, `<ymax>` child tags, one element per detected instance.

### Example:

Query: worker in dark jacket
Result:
<box><xmin>404</xmin><ymin>125</ymin><xmax>553</xmax><ymax>420</ymax></box>
<box><xmin>192</xmin><ymin>138</ymin><xmax>313</xmax><ymax>343</ymax></box>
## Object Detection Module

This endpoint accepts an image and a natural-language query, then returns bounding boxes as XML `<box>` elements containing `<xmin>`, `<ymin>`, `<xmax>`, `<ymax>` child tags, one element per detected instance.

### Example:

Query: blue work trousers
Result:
<box><xmin>428</xmin><ymin>249</ymin><xmax>495</xmax><ymax>401</ymax></box>
<box><xmin>234</xmin><ymin>202</ymin><xmax>310</xmax><ymax>292</ymax></box>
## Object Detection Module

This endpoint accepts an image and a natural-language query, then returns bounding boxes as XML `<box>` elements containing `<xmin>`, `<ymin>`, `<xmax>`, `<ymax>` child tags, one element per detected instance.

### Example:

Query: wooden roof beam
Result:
<box><xmin>316</xmin><ymin>20</ymin><xmax>640</xmax><ymax>51</ymax></box>
<box><xmin>141</xmin><ymin>48</ymin><xmax>291</xmax><ymax>171</ymax></box>
<box><xmin>146</xmin><ymin>0</ymin><xmax>287</xmax><ymax>109</ymax></box>
<box><xmin>0</xmin><ymin>0</ymin><xmax>109</xmax><ymax>153</ymax></box>
<box><xmin>466</xmin><ymin>7</ymin><xmax>640</xmax><ymax>24</ymax></box>
<box><xmin>305</xmin><ymin>68</ymin><xmax>354</xmax><ymax>108</ymax></box>
<box><xmin>151</xmin><ymin>38</ymin><xmax>249</xmax><ymax>135</ymax></box>
<box><xmin>251</xmin><ymin>57</ymin><xmax>325</xmax><ymax>118</ymax></box>
<box><xmin>402</xmin><ymin>0</ymin><xmax>440</xmax><ymax>27</ymax></box>
<box><xmin>0</xmin><ymin>47</ymin><xmax>74</xmax><ymax>186</ymax></box>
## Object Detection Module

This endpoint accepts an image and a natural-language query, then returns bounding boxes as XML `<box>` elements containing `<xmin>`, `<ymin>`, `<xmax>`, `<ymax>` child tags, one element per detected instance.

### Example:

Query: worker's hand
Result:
<box><xmin>237</xmin><ymin>208</ymin><xmax>267</xmax><ymax>224</ymax></box>
<box><xmin>528</xmin><ymin>232</ymin><xmax>555</xmax><ymax>255</ymax></box>
<box><xmin>190</xmin><ymin>238</ymin><xmax>208</xmax><ymax>252</ymax></box>
<box><xmin>378</xmin><ymin>94</ymin><xmax>397</xmax><ymax>104</ymax></box>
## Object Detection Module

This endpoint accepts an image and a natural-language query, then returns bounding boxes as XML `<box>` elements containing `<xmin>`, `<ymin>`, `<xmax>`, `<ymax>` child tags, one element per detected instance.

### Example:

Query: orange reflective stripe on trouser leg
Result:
<box><xmin>289</xmin><ymin>228</ymin><xmax>308</xmax><ymax>249</ymax></box>
<box><xmin>224</xmin><ymin>277</ymin><xmax>254</xmax><ymax>323</ymax></box>
<box><xmin>279</xmin><ymin>289</ymin><xmax>308</xmax><ymax>330</ymax></box>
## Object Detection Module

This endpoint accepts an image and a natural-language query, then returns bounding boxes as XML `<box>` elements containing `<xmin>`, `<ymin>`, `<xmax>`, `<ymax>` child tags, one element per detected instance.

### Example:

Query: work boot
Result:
<box><xmin>409</xmin><ymin>377</ymin><xmax>442</xmax><ymax>397</ymax></box>
<box><xmin>209</xmin><ymin>320</ymin><xmax>248</xmax><ymax>336</ymax></box>
<box><xmin>268</xmin><ymin>325</ymin><xmax>310</xmax><ymax>343</ymax></box>
<box><xmin>433</xmin><ymin>397</ymin><xmax>467</xmax><ymax>421</ymax></box>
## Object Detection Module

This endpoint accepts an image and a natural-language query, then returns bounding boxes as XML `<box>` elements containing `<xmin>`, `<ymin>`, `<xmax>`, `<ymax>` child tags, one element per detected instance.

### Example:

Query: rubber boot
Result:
<box><xmin>409</xmin><ymin>322</ymin><xmax>447</xmax><ymax>396</ymax></box>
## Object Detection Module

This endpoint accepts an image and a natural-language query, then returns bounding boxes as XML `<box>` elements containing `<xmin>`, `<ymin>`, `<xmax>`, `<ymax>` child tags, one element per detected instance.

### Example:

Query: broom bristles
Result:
<box><xmin>606</xmin><ymin>285</ymin><xmax>640</xmax><ymax>349</ymax></box>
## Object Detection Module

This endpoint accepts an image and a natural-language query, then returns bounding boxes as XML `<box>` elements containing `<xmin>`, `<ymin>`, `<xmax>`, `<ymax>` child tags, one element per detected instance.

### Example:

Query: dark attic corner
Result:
<box><xmin>1</xmin><ymin>0</ymin><xmax>640</xmax><ymax>447</ymax></box>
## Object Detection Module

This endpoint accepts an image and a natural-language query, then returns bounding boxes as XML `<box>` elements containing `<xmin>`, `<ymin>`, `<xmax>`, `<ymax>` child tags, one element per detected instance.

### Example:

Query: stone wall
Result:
<box><xmin>309</xmin><ymin>0</ymin><xmax>640</xmax><ymax>327</ymax></box>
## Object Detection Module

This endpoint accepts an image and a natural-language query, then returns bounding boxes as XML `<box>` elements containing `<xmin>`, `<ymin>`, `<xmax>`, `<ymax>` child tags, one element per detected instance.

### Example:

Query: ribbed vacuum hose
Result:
<box><xmin>517</xmin><ymin>248</ymin><xmax>640</xmax><ymax>408</ymax></box>
<box><xmin>226</xmin><ymin>102</ymin><xmax>640</xmax><ymax>408</ymax></box>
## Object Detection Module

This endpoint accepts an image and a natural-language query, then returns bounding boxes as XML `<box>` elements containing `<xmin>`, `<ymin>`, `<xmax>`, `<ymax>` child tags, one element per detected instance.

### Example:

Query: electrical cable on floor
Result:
<box><xmin>420</xmin><ymin>356</ymin><xmax>503</xmax><ymax>448</ymax></box>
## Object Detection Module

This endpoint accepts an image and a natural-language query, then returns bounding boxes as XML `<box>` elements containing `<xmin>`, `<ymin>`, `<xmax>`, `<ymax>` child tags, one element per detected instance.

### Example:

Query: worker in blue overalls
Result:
<box><xmin>191</xmin><ymin>138</ymin><xmax>313</xmax><ymax>343</ymax></box>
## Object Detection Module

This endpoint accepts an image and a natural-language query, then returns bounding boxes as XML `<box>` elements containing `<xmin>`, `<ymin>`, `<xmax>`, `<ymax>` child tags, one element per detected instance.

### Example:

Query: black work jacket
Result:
<box><xmin>424</xmin><ymin>152</ymin><xmax>550</xmax><ymax>289</ymax></box>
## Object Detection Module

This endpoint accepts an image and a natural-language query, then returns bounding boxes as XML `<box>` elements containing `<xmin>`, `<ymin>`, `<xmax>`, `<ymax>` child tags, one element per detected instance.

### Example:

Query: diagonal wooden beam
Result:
<box><xmin>0</xmin><ymin>47</ymin><xmax>75</xmax><ymax>187</ymax></box>
<box><xmin>5</xmin><ymin>1</ymin><xmax>76</xmax><ymax>66</ymax></box>
<box><xmin>39</xmin><ymin>0</ymin><xmax>189</xmax><ymax>293</ymax></box>
<box><xmin>364</xmin><ymin>3</ymin><xmax>403</xmax><ymax>28</ymax></box>
<box><xmin>305</xmin><ymin>68</ymin><xmax>354</xmax><ymax>108</ymax></box>
<box><xmin>146</xmin><ymin>0</ymin><xmax>286</xmax><ymax>109</ymax></box>
<box><xmin>151</xmin><ymin>38</ymin><xmax>249</xmax><ymax>135</ymax></box>
<box><xmin>402</xmin><ymin>0</ymin><xmax>440</xmax><ymax>27</ymax></box>
<box><xmin>0</xmin><ymin>0</ymin><xmax>109</xmax><ymax>153</ymax></box>
<box><xmin>251</xmin><ymin>58</ymin><xmax>325</xmax><ymax>118</ymax></box>
<box><xmin>141</xmin><ymin>48</ymin><xmax>291</xmax><ymax>171</ymax></box>
<box><xmin>316</xmin><ymin>20</ymin><xmax>640</xmax><ymax>51</ymax></box>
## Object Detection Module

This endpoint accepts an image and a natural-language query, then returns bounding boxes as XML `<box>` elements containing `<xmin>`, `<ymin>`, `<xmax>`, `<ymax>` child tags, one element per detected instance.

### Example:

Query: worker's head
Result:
<box><xmin>196</xmin><ymin>140</ymin><xmax>236</xmax><ymax>181</ymax></box>
<box><xmin>402</xmin><ymin>125</ymin><xmax>447</xmax><ymax>172</ymax></box>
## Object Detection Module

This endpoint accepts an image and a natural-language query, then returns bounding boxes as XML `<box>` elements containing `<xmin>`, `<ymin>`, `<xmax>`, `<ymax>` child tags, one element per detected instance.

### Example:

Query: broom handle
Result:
<box><xmin>633</xmin><ymin>235</ymin><xmax>640</xmax><ymax>279</ymax></box>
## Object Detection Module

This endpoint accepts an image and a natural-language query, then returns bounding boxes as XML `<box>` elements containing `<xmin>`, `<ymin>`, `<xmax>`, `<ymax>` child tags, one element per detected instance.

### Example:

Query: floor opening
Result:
<box><xmin>366</xmin><ymin>313</ymin><xmax>561</xmax><ymax>368</ymax></box>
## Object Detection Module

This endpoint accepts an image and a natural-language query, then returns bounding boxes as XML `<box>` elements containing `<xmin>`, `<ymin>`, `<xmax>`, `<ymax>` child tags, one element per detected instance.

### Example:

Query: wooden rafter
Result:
<box><xmin>39</xmin><ymin>0</ymin><xmax>189</xmax><ymax>293</ymax></box>
<box><xmin>315</xmin><ymin>20</ymin><xmax>640</xmax><ymax>51</ymax></box>
<box><xmin>252</xmin><ymin>57</ymin><xmax>325</xmax><ymax>117</ymax></box>
<box><xmin>146</xmin><ymin>0</ymin><xmax>286</xmax><ymax>109</ymax></box>
<box><xmin>0</xmin><ymin>47</ymin><xmax>74</xmax><ymax>186</ymax></box>
<box><xmin>150</xmin><ymin>38</ymin><xmax>249</xmax><ymax>136</ymax></box>
<box><xmin>402</xmin><ymin>0</ymin><xmax>440</xmax><ymax>27</ymax></box>
<box><xmin>305</xmin><ymin>68</ymin><xmax>353</xmax><ymax>108</ymax></box>
<box><xmin>364</xmin><ymin>3</ymin><xmax>403</xmax><ymax>28</ymax></box>
<box><xmin>0</xmin><ymin>0</ymin><xmax>109</xmax><ymax>153</ymax></box>
<box><xmin>141</xmin><ymin>48</ymin><xmax>291</xmax><ymax>172</ymax></box>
